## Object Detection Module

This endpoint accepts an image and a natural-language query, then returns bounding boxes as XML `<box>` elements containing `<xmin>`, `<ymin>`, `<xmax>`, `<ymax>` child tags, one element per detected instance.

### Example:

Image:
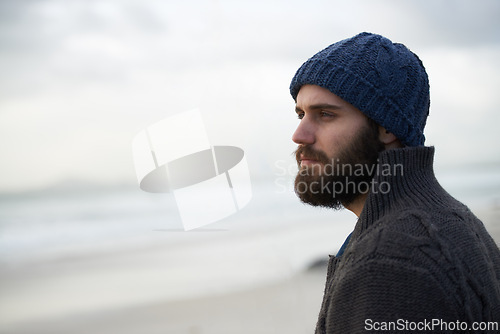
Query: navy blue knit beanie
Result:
<box><xmin>290</xmin><ymin>32</ymin><xmax>430</xmax><ymax>147</ymax></box>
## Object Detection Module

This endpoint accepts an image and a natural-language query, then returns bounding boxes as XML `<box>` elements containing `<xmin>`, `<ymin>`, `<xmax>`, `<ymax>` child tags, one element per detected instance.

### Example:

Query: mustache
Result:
<box><xmin>294</xmin><ymin>145</ymin><xmax>331</xmax><ymax>166</ymax></box>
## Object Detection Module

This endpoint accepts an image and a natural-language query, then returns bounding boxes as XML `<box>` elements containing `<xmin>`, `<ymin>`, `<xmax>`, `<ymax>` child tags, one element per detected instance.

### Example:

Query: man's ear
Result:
<box><xmin>378</xmin><ymin>126</ymin><xmax>403</xmax><ymax>148</ymax></box>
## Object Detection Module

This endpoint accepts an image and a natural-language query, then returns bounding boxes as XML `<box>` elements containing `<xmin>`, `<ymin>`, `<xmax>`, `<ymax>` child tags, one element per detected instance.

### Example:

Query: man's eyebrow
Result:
<box><xmin>295</xmin><ymin>103</ymin><xmax>342</xmax><ymax>113</ymax></box>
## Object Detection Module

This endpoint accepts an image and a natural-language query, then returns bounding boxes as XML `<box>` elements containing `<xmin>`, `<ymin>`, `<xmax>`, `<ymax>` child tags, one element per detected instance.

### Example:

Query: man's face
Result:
<box><xmin>292</xmin><ymin>84</ymin><xmax>384</xmax><ymax>209</ymax></box>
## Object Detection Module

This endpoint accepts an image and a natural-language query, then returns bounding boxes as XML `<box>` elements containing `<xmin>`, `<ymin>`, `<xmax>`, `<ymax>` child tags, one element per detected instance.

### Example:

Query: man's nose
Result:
<box><xmin>292</xmin><ymin>118</ymin><xmax>315</xmax><ymax>145</ymax></box>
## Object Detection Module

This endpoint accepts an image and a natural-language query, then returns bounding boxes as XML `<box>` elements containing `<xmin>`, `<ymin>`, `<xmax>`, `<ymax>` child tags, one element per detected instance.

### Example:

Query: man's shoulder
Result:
<box><xmin>347</xmin><ymin>204</ymin><xmax>491</xmax><ymax>266</ymax></box>
<box><xmin>344</xmin><ymin>203</ymin><xmax>500</xmax><ymax>287</ymax></box>
<box><xmin>365</xmin><ymin>203</ymin><xmax>485</xmax><ymax>247</ymax></box>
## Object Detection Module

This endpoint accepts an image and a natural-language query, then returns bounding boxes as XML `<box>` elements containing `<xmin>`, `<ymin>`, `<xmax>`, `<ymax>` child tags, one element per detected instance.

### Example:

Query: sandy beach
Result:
<box><xmin>1</xmin><ymin>263</ymin><xmax>327</xmax><ymax>334</ymax></box>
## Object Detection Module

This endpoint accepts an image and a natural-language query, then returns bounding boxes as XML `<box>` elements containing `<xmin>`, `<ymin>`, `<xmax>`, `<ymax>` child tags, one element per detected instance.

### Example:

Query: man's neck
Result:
<box><xmin>344</xmin><ymin>192</ymin><xmax>368</xmax><ymax>217</ymax></box>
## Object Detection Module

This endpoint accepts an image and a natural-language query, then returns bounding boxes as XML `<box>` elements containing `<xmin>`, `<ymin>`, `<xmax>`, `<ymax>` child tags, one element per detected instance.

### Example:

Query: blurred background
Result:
<box><xmin>1</xmin><ymin>0</ymin><xmax>499</xmax><ymax>333</ymax></box>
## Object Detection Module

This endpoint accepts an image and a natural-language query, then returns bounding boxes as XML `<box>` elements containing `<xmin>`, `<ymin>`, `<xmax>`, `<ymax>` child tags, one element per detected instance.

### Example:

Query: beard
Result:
<box><xmin>294</xmin><ymin>121</ymin><xmax>385</xmax><ymax>209</ymax></box>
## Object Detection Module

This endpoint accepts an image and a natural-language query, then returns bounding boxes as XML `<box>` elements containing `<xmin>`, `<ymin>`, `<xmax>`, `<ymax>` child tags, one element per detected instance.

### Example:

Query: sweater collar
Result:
<box><xmin>355</xmin><ymin>146</ymin><xmax>444</xmax><ymax>234</ymax></box>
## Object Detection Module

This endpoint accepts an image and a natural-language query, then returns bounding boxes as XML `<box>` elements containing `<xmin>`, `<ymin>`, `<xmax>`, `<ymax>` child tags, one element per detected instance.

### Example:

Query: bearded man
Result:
<box><xmin>290</xmin><ymin>32</ymin><xmax>500</xmax><ymax>333</ymax></box>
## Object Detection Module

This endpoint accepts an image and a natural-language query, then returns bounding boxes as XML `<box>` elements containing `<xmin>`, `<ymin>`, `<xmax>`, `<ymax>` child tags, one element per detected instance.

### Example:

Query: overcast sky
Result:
<box><xmin>1</xmin><ymin>0</ymin><xmax>499</xmax><ymax>192</ymax></box>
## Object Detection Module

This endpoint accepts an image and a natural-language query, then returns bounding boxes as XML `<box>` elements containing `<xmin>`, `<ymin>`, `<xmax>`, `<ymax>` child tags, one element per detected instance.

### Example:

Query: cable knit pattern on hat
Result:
<box><xmin>290</xmin><ymin>32</ymin><xmax>430</xmax><ymax>147</ymax></box>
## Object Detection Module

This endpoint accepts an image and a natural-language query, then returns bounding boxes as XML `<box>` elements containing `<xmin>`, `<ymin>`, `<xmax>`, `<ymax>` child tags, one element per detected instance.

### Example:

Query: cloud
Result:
<box><xmin>0</xmin><ymin>0</ymin><xmax>499</xmax><ymax>191</ymax></box>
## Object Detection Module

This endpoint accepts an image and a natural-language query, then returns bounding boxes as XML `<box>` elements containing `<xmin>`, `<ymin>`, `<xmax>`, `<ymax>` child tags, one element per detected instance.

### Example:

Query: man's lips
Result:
<box><xmin>299</xmin><ymin>156</ymin><xmax>322</xmax><ymax>167</ymax></box>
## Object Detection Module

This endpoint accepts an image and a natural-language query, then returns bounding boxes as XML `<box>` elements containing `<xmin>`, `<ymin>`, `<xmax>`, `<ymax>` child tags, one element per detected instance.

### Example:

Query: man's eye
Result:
<box><xmin>297</xmin><ymin>113</ymin><xmax>304</xmax><ymax>120</ymax></box>
<box><xmin>320</xmin><ymin>111</ymin><xmax>335</xmax><ymax>118</ymax></box>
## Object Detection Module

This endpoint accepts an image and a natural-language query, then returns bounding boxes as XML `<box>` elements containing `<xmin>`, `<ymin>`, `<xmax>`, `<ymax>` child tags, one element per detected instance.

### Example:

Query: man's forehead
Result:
<box><xmin>295</xmin><ymin>85</ymin><xmax>353</xmax><ymax>112</ymax></box>
<box><xmin>296</xmin><ymin>85</ymin><xmax>345</xmax><ymax>105</ymax></box>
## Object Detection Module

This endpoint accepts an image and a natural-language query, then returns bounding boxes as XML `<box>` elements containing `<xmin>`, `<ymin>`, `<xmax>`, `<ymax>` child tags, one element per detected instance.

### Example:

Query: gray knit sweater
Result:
<box><xmin>316</xmin><ymin>146</ymin><xmax>500</xmax><ymax>333</ymax></box>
